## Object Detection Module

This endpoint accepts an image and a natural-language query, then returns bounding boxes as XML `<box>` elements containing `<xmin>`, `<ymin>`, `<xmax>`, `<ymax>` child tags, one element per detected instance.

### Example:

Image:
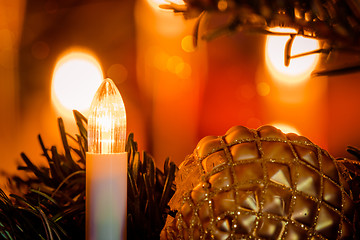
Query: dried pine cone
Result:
<box><xmin>161</xmin><ymin>125</ymin><xmax>355</xmax><ymax>239</ymax></box>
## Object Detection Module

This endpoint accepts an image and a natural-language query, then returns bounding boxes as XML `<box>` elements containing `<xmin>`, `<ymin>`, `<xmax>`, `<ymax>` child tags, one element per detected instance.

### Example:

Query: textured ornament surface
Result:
<box><xmin>161</xmin><ymin>125</ymin><xmax>355</xmax><ymax>240</ymax></box>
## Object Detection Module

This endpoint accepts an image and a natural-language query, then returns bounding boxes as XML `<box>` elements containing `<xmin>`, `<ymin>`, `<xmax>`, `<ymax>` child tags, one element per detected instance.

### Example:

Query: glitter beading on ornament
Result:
<box><xmin>161</xmin><ymin>125</ymin><xmax>355</xmax><ymax>240</ymax></box>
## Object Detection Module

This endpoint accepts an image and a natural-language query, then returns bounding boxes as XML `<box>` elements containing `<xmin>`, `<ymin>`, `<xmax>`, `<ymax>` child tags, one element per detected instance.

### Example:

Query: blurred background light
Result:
<box><xmin>181</xmin><ymin>35</ymin><xmax>196</xmax><ymax>53</ymax></box>
<box><xmin>271</xmin><ymin>122</ymin><xmax>300</xmax><ymax>135</ymax></box>
<box><xmin>146</xmin><ymin>0</ymin><xmax>185</xmax><ymax>10</ymax></box>
<box><xmin>265</xmin><ymin>27</ymin><xmax>320</xmax><ymax>85</ymax></box>
<box><xmin>51</xmin><ymin>51</ymin><xmax>103</xmax><ymax>119</ymax></box>
<box><xmin>0</xmin><ymin>0</ymin><xmax>357</xmax><ymax>177</ymax></box>
<box><xmin>256</xmin><ymin>82</ymin><xmax>270</xmax><ymax>96</ymax></box>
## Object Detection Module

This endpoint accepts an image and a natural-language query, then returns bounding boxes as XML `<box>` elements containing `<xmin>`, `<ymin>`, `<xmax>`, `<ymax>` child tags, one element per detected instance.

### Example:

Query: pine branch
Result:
<box><xmin>164</xmin><ymin>0</ymin><xmax>360</xmax><ymax>75</ymax></box>
<box><xmin>0</xmin><ymin>110</ymin><xmax>177</xmax><ymax>239</ymax></box>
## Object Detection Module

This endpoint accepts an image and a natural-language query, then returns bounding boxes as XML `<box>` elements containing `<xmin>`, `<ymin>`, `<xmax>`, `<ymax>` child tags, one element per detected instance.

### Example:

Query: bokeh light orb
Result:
<box><xmin>265</xmin><ymin>28</ymin><xmax>320</xmax><ymax>85</ymax></box>
<box><xmin>51</xmin><ymin>51</ymin><xmax>103</xmax><ymax>118</ymax></box>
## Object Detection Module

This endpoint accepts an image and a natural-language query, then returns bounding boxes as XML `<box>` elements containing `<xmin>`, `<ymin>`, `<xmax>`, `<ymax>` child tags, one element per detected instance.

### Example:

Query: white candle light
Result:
<box><xmin>86</xmin><ymin>78</ymin><xmax>127</xmax><ymax>240</ymax></box>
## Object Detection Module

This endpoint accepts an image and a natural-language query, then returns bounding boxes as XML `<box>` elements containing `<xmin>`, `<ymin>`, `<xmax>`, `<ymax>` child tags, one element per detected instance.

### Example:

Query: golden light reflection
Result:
<box><xmin>51</xmin><ymin>51</ymin><xmax>103</xmax><ymax>119</ymax></box>
<box><xmin>272</xmin><ymin>123</ymin><xmax>300</xmax><ymax>135</ymax></box>
<box><xmin>265</xmin><ymin>28</ymin><xmax>320</xmax><ymax>85</ymax></box>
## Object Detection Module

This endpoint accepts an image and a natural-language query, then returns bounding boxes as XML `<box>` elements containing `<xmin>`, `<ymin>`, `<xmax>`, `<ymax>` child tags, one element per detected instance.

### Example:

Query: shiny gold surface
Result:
<box><xmin>161</xmin><ymin>125</ymin><xmax>355</xmax><ymax>239</ymax></box>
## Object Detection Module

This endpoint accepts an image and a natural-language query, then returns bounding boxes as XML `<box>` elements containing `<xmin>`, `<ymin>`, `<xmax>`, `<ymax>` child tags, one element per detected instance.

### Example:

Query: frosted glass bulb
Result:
<box><xmin>87</xmin><ymin>78</ymin><xmax>126</xmax><ymax>154</ymax></box>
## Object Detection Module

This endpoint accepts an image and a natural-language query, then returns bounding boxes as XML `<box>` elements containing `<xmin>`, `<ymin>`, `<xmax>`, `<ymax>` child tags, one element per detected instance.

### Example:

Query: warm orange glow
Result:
<box><xmin>265</xmin><ymin>27</ymin><xmax>320</xmax><ymax>85</ymax></box>
<box><xmin>175</xmin><ymin>62</ymin><xmax>192</xmax><ymax>79</ymax></box>
<box><xmin>217</xmin><ymin>0</ymin><xmax>228</xmax><ymax>11</ymax></box>
<box><xmin>165</xmin><ymin>55</ymin><xmax>192</xmax><ymax>79</ymax></box>
<box><xmin>271</xmin><ymin>123</ymin><xmax>300</xmax><ymax>135</ymax></box>
<box><xmin>146</xmin><ymin>0</ymin><xmax>185</xmax><ymax>10</ymax></box>
<box><xmin>181</xmin><ymin>35</ymin><xmax>195</xmax><ymax>53</ymax></box>
<box><xmin>256</xmin><ymin>82</ymin><xmax>270</xmax><ymax>96</ymax></box>
<box><xmin>51</xmin><ymin>51</ymin><xmax>103</xmax><ymax>119</ymax></box>
<box><xmin>167</xmin><ymin>55</ymin><xmax>183</xmax><ymax>73</ymax></box>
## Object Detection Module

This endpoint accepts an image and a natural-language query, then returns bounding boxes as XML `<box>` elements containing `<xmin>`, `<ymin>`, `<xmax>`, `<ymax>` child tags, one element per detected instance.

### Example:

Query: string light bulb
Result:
<box><xmin>86</xmin><ymin>78</ymin><xmax>127</xmax><ymax>240</ymax></box>
<box><xmin>88</xmin><ymin>78</ymin><xmax>126</xmax><ymax>154</ymax></box>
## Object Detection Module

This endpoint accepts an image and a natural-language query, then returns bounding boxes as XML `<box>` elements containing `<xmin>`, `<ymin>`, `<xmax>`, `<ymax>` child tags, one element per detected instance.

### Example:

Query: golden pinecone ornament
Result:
<box><xmin>161</xmin><ymin>125</ymin><xmax>355</xmax><ymax>239</ymax></box>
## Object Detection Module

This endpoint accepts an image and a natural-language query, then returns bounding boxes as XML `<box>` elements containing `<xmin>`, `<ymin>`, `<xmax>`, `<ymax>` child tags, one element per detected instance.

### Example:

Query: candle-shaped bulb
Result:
<box><xmin>88</xmin><ymin>78</ymin><xmax>126</xmax><ymax>154</ymax></box>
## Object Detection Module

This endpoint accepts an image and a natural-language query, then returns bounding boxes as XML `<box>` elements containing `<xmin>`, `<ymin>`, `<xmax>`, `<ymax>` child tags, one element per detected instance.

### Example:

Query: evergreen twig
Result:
<box><xmin>0</xmin><ymin>110</ymin><xmax>177</xmax><ymax>239</ymax></box>
<box><xmin>164</xmin><ymin>0</ymin><xmax>360</xmax><ymax>75</ymax></box>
